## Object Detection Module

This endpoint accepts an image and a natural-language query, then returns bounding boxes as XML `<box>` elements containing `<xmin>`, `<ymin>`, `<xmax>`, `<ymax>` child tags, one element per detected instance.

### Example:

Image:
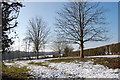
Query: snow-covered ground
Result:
<box><xmin>4</xmin><ymin>57</ymin><xmax>120</xmax><ymax>79</ymax></box>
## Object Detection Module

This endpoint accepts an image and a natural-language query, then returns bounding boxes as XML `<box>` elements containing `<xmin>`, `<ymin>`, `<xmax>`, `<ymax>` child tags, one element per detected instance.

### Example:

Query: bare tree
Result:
<box><xmin>56</xmin><ymin>1</ymin><xmax>108</xmax><ymax>58</ymax></box>
<box><xmin>26</xmin><ymin>17</ymin><xmax>50</xmax><ymax>59</ymax></box>
<box><xmin>51</xmin><ymin>35</ymin><xmax>66</xmax><ymax>55</ymax></box>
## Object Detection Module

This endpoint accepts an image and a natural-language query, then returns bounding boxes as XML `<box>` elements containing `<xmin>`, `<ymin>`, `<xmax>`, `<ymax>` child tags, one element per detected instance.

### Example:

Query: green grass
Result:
<box><xmin>2</xmin><ymin>63</ymin><xmax>33</xmax><ymax>80</ymax></box>
<box><xmin>5</xmin><ymin>61</ymin><xmax>15</xmax><ymax>63</ymax></box>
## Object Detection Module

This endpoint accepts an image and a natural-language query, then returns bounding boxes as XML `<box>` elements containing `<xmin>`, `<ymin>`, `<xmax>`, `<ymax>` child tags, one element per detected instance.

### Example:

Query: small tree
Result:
<box><xmin>26</xmin><ymin>17</ymin><xmax>50</xmax><ymax>59</ymax></box>
<box><xmin>64</xmin><ymin>45</ymin><xmax>74</xmax><ymax>56</ymax></box>
<box><xmin>56</xmin><ymin>1</ymin><xmax>108</xmax><ymax>58</ymax></box>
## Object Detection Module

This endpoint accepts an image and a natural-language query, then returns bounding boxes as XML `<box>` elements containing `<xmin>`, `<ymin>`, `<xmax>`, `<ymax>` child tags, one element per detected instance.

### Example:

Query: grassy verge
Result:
<box><xmin>28</xmin><ymin>62</ymin><xmax>58</xmax><ymax>70</ymax></box>
<box><xmin>5</xmin><ymin>61</ymin><xmax>15</xmax><ymax>63</ymax></box>
<box><xmin>48</xmin><ymin>58</ymin><xmax>92</xmax><ymax>63</ymax></box>
<box><xmin>28</xmin><ymin>62</ymin><xmax>49</xmax><ymax>67</ymax></box>
<box><xmin>47</xmin><ymin>57</ymin><xmax>120</xmax><ymax>69</ymax></box>
<box><xmin>2</xmin><ymin>63</ymin><xmax>33</xmax><ymax>80</ymax></box>
<box><xmin>93</xmin><ymin>58</ymin><xmax>120</xmax><ymax>69</ymax></box>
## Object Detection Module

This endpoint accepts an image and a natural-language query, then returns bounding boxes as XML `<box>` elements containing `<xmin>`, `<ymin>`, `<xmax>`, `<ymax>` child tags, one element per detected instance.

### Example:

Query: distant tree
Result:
<box><xmin>23</xmin><ymin>37</ymin><xmax>31</xmax><ymax>52</ymax></box>
<box><xmin>64</xmin><ymin>45</ymin><xmax>74</xmax><ymax>56</ymax></box>
<box><xmin>56</xmin><ymin>1</ymin><xmax>108</xmax><ymax>58</ymax></box>
<box><xmin>51</xmin><ymin>35</ymin><xmax>66</xmax><ymax>55</ymax></box>
<box><xmin>23</xmin><ymin>37</ymin><xmax>32</xmax><ymax>58</ymax></box>
<box><xmin>26</xmin><ymin>17</ymin><xmax>50</xmax><ymax>59</ymax></box>
<box><xmin>2</xmin><ymin>2</ymin><xmax>23</xmax><ymax>53</ymax></box>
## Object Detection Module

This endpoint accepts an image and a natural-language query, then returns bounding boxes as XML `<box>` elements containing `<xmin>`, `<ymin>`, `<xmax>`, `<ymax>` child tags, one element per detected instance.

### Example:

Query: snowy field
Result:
<box><xmin>4</xmin><ymin>55</ymin><xmax>120</xmax><ymax>79</ymax></box>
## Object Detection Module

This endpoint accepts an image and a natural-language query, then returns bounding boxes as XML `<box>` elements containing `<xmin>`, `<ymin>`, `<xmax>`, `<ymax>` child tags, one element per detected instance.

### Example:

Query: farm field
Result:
<box><xmin>2</xmin><ymin>55</ymin><xmax>120</xmax><ymax>80</ymax></box>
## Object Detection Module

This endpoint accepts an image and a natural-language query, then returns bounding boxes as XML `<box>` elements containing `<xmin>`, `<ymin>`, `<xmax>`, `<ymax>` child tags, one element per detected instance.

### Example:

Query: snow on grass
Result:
<box><xmin>27</xmin><ymin>64</ymin><xmax>66</xmax><ymax>78</ymax></box>
<box><xmin>49</xmin><ymin>61</ymin><xmax>119</xmax><ymax>78</ymax></box>
<box><xmin>4</xmin><ymin>58</ymin><xmax>120</xmax><ymax>79</ymax></box>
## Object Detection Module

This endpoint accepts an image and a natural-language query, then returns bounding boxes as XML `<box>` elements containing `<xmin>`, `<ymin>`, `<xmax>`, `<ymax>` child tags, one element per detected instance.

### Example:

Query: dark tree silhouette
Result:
<box><xmin>64</xmin><ymin>45</ymin><xmax>74</xmax><ymax>56</ymax></box>
<box><xmin>2</xmin><ymin>2</ymin><xmax>23</xmax><ymax>53</ymax></box>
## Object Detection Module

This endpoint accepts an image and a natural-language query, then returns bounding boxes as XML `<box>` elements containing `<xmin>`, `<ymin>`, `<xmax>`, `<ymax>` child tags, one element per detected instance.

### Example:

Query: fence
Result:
<box><xmin>66</xmin><ymin>43</ymin><xmax>120</xmax><ymax>57</ymax></box>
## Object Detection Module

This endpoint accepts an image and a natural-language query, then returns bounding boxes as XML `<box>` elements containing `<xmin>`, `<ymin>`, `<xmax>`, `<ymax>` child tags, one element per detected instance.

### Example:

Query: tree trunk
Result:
<box><xmin>36</xmin><ymin>52</ymin><xmax>39</xmax><ymax>59</ymax></box>
<box><xmin>79</xmin><ymin>11</ymin><xmax>84</xmax><ymax>58</ymax></box>
<box><xmin>36</xmin><ymin>46</ymin><xmax>39</xmax><ymax>59</ymax></box>
<box><xmin>59</xmin><ymin>50</ymin><xmax>61</xmax><ymax>58</ymax></box>
<box><xmin>35</xmin><ymin>51</ymin><xmax>39</xmax><ymax>59</ymax></box>
<box><xmin>80</xmin><ymin>42</ymin><xmax>84</xmax><ymax>58</ymax></box>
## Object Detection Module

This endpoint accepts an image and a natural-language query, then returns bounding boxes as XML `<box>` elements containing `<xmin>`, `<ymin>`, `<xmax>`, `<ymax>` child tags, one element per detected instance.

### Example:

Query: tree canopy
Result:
<box><xmin>2</xmin><ymin>2</ymin><xmax>23</xmax><ymax>53</ymax></box>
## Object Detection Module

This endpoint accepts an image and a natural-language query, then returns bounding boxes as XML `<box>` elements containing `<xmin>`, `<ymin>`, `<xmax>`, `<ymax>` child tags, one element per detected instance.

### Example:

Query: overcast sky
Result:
<box><xmin>11</xmin><ymin>2</ymin><xmax>118</xmax><ymax>52</ymax></box>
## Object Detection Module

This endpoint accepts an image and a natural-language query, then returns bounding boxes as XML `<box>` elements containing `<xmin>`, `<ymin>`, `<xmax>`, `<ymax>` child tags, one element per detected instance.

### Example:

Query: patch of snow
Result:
<box><xmin>49</xmin><ymin>62</ymin><xmax>119</xmax><ymax>78</ymax></box>
<box><xmin>28</xmin><ymin>65</ymin><xmax>66</xmax><ymax>78</ymax></box>
<box><xmin>4</xmin><ymin>63</ymin><xmax>14</xmax><ymax>66</ymax></box>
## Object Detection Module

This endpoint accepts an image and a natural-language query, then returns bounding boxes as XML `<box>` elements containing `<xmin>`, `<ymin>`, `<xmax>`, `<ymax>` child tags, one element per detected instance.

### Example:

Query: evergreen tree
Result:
<box><xmin>2</xmin><ymin>2</ymin><xmax>23</xmax><ymax>53</ymax></box>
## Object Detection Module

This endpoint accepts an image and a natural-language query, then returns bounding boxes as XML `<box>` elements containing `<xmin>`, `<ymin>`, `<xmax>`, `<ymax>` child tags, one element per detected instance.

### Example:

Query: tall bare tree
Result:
<box><xmin>56</xmin><ymin>1</ymin><xmax>108</xmax><ymax>58</ymax></box>
<box><xmin>26</xmin><ymin>17</ymin><xmax>49</xmax><ymax>59</ymax></box>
